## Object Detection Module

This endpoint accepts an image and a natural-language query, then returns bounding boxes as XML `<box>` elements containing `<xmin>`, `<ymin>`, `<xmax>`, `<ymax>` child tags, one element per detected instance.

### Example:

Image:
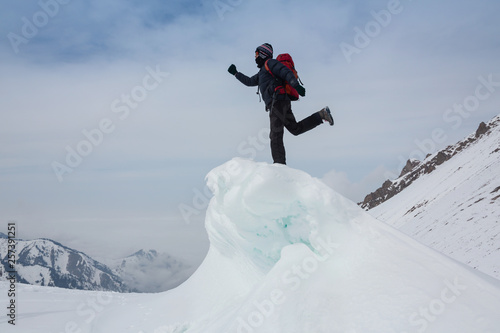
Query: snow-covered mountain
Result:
<box><xmin>2</xmin><ymin>158</ymin><xmax>499</xmax><ymax>333</ymax></box>
<box><xmin>0</xmin><ymin>234</ymin><xmax>191</xmax><ymax>293</ymax></box>
<box><xmin>0</xmin><ymin>236</ymin><xmax>128</xmax><ymax>292</ymax></box>
<box><xmin>363</xmin><ymin>114</ymin><xmax>500</xmax><ymax>280</ymax></box>
<box><xmin>104</xmin><ymin>249</ymin><xmax>191</xmax><ymax>293</ymax></box>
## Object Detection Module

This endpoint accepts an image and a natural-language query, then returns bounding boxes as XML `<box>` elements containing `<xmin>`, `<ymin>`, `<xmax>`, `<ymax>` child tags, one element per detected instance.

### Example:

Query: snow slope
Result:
<box><xmin>1</xmin><ymin>159</ymin><xmax>500</xmax><ymax>333</ymax></box>
<box><xmin>370</xmin><ymin>115</ymin><xmax>500</xmax><ymax>280</ymax></box>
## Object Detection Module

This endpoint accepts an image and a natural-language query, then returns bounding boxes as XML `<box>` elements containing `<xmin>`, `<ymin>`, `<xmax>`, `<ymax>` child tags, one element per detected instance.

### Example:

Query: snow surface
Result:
<box><xmin>1</xmin><ymin>158</ymin><xmax>500</xmax><ymax>332</ymax></box>
<box><xmin>370</xmin><ymin>114</ymin><xmax>500</xmax><ymax>279</ymax></box>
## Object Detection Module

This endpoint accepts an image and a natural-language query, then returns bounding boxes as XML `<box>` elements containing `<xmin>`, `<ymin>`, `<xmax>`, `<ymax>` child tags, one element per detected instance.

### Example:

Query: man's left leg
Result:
<box><xmin>281</xmin><ymin>101</ymin><xmax>323</xmax><ymax>136</ymax></box>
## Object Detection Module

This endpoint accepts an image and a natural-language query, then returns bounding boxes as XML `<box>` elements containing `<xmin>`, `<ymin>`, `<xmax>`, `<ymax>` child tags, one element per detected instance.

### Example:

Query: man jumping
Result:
<box><xmin>228</xmin><ymin>43</ymin><xmax>333</xmax><ymax>165</ymax></box>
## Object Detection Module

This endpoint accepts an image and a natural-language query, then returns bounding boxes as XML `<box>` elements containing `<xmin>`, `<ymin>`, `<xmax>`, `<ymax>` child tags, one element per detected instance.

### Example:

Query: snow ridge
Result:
<box><xmin>369</xmin><ymin>113</ymin><xmax>500</xmax><ymax>279</ymax></box>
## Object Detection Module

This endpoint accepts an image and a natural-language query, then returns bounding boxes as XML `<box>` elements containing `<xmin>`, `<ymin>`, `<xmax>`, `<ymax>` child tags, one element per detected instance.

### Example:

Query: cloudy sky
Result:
<box><xmin>1</xmin><ymin>0</ymin><xmax>499</xmax><ymax>266</ymax></box>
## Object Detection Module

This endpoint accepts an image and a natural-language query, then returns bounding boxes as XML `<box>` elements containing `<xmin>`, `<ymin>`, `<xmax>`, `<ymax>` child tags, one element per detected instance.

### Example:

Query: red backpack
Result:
<box><xmin>265</xmin><ymin>53</ymin><xmax>301</xmax><ymax>101</ymax></box>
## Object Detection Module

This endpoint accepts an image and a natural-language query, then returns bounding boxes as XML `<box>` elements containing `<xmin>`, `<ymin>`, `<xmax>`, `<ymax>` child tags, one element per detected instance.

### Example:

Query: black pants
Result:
<box><xmin>269</xmin><ymin>99</ymin><xmax>322</xmax><ymax>165</ymax></box>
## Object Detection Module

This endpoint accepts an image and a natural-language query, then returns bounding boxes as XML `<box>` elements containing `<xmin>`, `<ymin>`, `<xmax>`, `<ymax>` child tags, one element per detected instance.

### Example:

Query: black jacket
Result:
<box><xmin>235</xmin><ymin>59</ymin><xmax>299</xmax><ymax>109</ymax></box>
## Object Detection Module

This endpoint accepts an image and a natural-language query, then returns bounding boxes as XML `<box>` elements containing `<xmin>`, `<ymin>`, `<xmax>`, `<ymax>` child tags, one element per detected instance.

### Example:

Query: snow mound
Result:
<box><xmin>205</xmin><ymin>158</ymin><xmax>347</xmax><ymax>272</ymax></box>
<box><xmin>4</xmin><ymin>159</ymin><xmax>500</xmax><ymax>333</ymax></box>
<box><xmin>195</xmin><ymin>159</ymin><xmax>500</xmax><ymax>332</ymax></box>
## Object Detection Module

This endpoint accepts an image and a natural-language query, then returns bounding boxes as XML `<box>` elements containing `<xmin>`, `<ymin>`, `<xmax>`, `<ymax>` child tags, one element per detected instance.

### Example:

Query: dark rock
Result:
<box><xmin>475</xmin><ymin>121</ymin><xmax>489</xmax><ymax>138</ymax></box>
<box><xmin>399</xmin><ymin>159</ymin><xmax>420</xmax><ymax>177</ymax></box>
<box><xmin>435</xmin><ymin>151</ymin><xmax>448</xmax><ymax>165</ymax></box>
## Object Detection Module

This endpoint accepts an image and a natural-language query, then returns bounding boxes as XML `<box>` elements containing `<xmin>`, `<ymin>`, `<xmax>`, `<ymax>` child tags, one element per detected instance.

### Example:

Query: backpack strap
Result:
<box><xmin>264</xmin><ymin>59</ymin><xmax>274</xmax><ymax>78</ymax></box>
<box><xmin>264</xmin><ymin>59</ymin><xmax>286</xmax><ymax>95</ymax></box>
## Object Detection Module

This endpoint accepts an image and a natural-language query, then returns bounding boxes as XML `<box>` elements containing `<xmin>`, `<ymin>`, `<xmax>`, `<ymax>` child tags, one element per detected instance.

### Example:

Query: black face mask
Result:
<box><xmin>255</xmin><ymin>56</ymin><xmax>266</xmax><ymax>68</ymax></box>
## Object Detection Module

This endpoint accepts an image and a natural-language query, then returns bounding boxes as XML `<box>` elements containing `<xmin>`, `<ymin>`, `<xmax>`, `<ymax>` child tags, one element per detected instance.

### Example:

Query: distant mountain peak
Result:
<box><xmin>127</xmin><ymin>249</ymin><xmax>159</xmax><ymax>260</ymax></box>
<box><xmin>107</xmin><ymin>248</ymin><xmax>191</xmax><ymax>293</ymax></box>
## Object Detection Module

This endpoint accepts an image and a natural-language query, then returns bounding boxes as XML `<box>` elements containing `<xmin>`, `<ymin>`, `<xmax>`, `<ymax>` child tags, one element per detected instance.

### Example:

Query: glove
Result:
<box><xmin>228</xmin><ymin>64</ymin><xmax>237</xmax><ymax>76</ymax></box>
<box><xmin>296</xmin><ymin>84</ymin><xmax>306</xmax><ymax>97</ymax></box>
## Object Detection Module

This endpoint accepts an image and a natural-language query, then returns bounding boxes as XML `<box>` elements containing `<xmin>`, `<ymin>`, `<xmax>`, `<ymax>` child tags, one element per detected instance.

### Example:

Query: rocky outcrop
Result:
<box><xmin>476</xmin><ymin>121</ymin><xmax>490</xmax><ymax>138</ymax></box>
<box><xmin>399</xmin><ymin>159</ymin><xmax>420</xmax><ymax>177</ymax></box>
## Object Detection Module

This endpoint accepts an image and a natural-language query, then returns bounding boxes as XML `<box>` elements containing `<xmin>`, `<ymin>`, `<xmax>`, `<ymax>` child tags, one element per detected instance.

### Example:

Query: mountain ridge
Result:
<box><xmin>0</xmin><ymin>236</ymin><xmax>190</xmax><ymax>292</ymax></box>
<box><xmin>0</xmin><ymin>237</ymin><xmax>128</xmax><ymax>292</ymax></box>
<box><xmin>364</xmin><ymin>113</ymin><xmax>500</xmax><ymax>280</ymax></box>
<box><xmin>359</xmin><ymin>115</ymin><xmax>500</xmax><ymax>210</ymax></box>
